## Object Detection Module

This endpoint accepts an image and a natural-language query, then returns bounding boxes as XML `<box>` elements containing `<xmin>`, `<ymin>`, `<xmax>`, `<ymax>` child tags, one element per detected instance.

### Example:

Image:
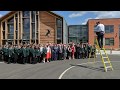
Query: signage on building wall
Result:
<box><xmin>46</xmin><ymin>29</ymin><xmax>51</xmax><ymax>37</ymax></box>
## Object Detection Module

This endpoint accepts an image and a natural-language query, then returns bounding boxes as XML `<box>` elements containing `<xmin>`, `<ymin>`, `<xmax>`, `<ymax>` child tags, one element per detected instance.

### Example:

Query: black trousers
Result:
<box><xmin>96</xmin><ymin>32</ymin><xmax>104</xmax><ymax>48</ymax></box>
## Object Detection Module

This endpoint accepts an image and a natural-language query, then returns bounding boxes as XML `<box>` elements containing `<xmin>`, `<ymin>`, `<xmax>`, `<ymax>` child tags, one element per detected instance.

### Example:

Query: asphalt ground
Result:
<box><xmin>0</xmin><ymin>55</ymin><xmax>120</xmax><ymax>79</ymax></box>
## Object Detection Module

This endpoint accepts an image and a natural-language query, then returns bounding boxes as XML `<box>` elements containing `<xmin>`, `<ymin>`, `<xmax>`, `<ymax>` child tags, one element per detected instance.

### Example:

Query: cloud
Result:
<box><xmin>69</xmin><ymin>11</ymin><xmax>120</xmax><ymax>19</ymax></box>
<box><xmin>69</xmin><ymin>11</ymin><xmax>87</xmax><ymax>18</ymax></box>
<box><xmin>0</xmin><ymin>14</ymin><xmax>3</xmax><ymax>17</ymax></box>
<box><xmin>69</xmin><ymin>11</ymin><xmax>120</xmax><ymax>24</ymax></box>
<box><xmin>81</xmin><ymin>18</ymin><xmax>93</xmax><ymax>25</ymax></box>
<box><xmin>92</xmin><ymin>11</ymin><xmax>120</xmax><ymax>19</ymax></box>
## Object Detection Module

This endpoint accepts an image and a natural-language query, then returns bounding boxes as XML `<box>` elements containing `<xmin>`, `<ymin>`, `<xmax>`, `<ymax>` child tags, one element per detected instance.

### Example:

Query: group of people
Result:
<box><xmin>0</xmin><ymin>21</ymin><xmax>105</xmax><ymax>64</ymax></box>
<box><xmin>0</xmin><ymin>43</ymin><xmax>96</xmax><ymax>64</ymax></box>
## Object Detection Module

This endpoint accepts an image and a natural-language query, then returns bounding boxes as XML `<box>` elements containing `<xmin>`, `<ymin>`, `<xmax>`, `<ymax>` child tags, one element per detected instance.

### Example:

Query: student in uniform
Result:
<box><xmin>39</xmin><ymin>44</ymin><xmax>44</xmax><ymax>62</ymax></box>
<box><xmin>35</xmin><ymin>45</ymin><xmax>41</xmax><ymax>63</ymax></box>
<box><xmin>22</xmin><ymin>44</ymin><xmax>27</xmax><ymax>64</ymax></box>
<box><xmin>91</xmin><ymin>45</ymin><xmax>96</xmax><ymax>58</ymax></box>
<box><xmin>67</xmin><ymin>45</ymin><xmax>72</xmax><ymax>60</ymax></box>
<box><xmin>13</xmin><ymin>45</ymin><xmax>18</xmax><ymax>63</ymax></box>
<box><xmin>53</xmin><ymin>44</ymin><xmax>58</xmax><ymax>61</ymax></box>
<box><xmin>42</xmin><ymin>44</ymin><xmax>47</xmax><ymax>63</ymax></box>
<box><xmin>63</xmin><ymin>44</ymin><xmax>67</xmax><ymax>60</ymax></box>
<box><xmin>8</xmin><ymin>44</ymin><xmax>14</xmax><ymax>64</ymax></box>
<box><xmin>26</xmin><ymin>44</ymin><xmax>30</xmax><ymax>63</ymax></box>
<box><xmin>29</xmin><ymin>45</ymin><xmax>33</xmax><ymax>64</ymax></box>
<box><xmin>18</xmin><ymin>45</ymin><xmax>22</xmax><ymax>63</ymax></box>
<box><xmin>3</xmin><ymin>45</ymin><xmax>9</xmax><ymax>63</ymax></box>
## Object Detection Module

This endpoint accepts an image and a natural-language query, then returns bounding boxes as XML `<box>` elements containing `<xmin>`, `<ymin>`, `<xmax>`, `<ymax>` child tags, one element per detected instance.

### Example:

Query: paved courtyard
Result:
<box><xmin>0</xmin><ymin>55</ymin><xmax>120</xmax><ymax>79</ymax></box>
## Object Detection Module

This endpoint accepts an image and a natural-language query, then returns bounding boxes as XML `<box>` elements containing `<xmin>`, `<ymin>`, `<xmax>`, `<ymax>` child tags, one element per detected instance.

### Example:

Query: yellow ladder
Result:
<box><xmin>95</xmin><ymin>38</ymin><xmax>113</xmax><ymax>72</ymax></box>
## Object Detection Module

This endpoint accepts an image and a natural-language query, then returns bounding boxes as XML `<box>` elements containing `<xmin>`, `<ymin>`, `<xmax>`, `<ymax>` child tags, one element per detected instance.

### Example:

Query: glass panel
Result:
<box><xmin>16</xmin><ymin>18</ymin><xmax>18</xmax><ymax>31</ymax></box>
<box><xmin>8</xmin><ymin>34</ymin><xmax>14</xmax><ymax>39</ymax></box>
<box><xmin>23</xmin><ymin>18</ymin><xmax>30</xmax><ymax>33</ymax></box>
<box><xmin>105</xmin><ymin>38</ymin><xmax>109</xmax><ymax>45</ymax></box>
<box><xmin>105</xmin><ymin>25</ymin><xmax>114</xmax><ymax>33</ymax></box>
<box><xmin>15</xmin><ymin>40</ymin><xmax>17</xmax><ymax>44</ymax></box>
<box><xmin>23</xmin><ymin>18</ymin><xmax>30</xmax><ymax>40</ymax></box>
<box><xmin>2</xmin><ymin>22</ymin><xmax>5</xmax><ymax>30</ymax></box>
<box><xmin>57</xmin><ymin>27</ymin><xmax>62</xmax><ymax>39</ymax></box>
<box><xmin>31</xmin><ymin>11</ymin><xmax>35</xmax><ymax>22</ymax></box>
<box><xmin>23</xmin><ymin>33</ymin><xmax>30</xmax><ymax>40</ymax></box>
<box><xmin>36</xmin><ymin>33</ymin><xmax>38</xmax><ymax>39</ymax></box>
<box><xmin>3</xmin><ymin>31</ymin><xmax>5</xmax><ymax>39</ymax></box>
<box><xmin>57</xmin><ymin>19</ymin><xmax>62</xmax><ymax>27</ymax></box>
<box><xmin>23</xmin><ymin>11</ymin><xmax>30</xmax><ymax>17</ymax></box>
<box><xmin>8</xmin><ymin>24</ymin><xmax>14</xmax><ymax>34</ymax></box>
<box><xmin>15</xmin><ymin>13</ymin><xmax>18</xmax><ymax>17</ymax></box>
<box><xmin>57</xmin><ymin>19</ymin><xmax>62</xmax><ymax>44</ymax></box>
<box><xmin>36</xmin><ymin>15</ymin><xmax>38</xmax><ymax>32</ymax></box>
<box><xmin>32</xmin><ymin>23</ymin><xmax>35</xmax><ymax>39</ymax></box>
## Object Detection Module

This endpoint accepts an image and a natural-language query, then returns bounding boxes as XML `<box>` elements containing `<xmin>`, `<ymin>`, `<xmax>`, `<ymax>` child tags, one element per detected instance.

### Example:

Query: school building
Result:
<box><xmin>0</xmin><ymin>11</ymin><xmax>68</xmax><ymax>45</ymax></box>
<box><xmin>0</xmin><ymin>11</ymin><xmax>120</xmax><ymax>49</ymax></box>
<box><xmin>68</xmin><ymin>18</ymin><xmax>120</xmax><ymax>50</ymax></box>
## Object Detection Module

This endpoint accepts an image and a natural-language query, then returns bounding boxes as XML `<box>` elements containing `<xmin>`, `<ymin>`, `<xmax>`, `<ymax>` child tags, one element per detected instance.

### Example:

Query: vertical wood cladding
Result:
<box><xmin>39</xmin><ymin>11</ymin><xmax>56</xmax><ymax>44</ymax></box>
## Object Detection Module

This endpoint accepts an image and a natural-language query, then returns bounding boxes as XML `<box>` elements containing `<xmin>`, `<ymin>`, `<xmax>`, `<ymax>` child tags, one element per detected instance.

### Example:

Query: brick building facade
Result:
<box><xmin>88</xmin><ymin>19</ymin><xmax>120</xmax><ymax>49</ymax></box>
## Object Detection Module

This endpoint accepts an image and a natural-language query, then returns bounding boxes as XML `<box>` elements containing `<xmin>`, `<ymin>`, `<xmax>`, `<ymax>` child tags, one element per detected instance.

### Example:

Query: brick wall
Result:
<box><xmin>88</xmin><ymin>19</ymin><xmax>120</xmax><ymax>49</ymax></box>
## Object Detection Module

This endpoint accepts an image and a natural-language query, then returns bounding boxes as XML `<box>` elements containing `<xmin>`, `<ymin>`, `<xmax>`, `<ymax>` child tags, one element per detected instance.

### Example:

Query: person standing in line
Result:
<box><xmin>46</xmin><ymin>45</ymin><xmax>51</xmax><ymax>62</ymax></box>
<box><xmin>94</xmin><ymin>21</ymin><xmax>105</xmax><ymax>49</ymax></box>
<box><xmin>22</xmin><ymin>44</ymin><xmax>27</xmax><ymax>64</ymax></box>
<box><xmin>42</xmin><ymin>44</ymin><xmax>47</xmax><ymax>63</ymax></box>
<box><xmin>53</xmin><ymin>44</ymin><xmax>58</xmax><ymax>61</ymax></box>
<box><xmin>71</xmin><ymin>43</ymin><xmax>76</xmax><ymax>59</ymax></box>
<box><xmin>63</xmin><ymin>44</ymin><xmax>67</xmax><ymax>60</ymax></box>
<box><xmin>67</xmin><ymin>45</ymin><xmax>72</xmax><ymax>60</ymax></box>
<box><xmin>35</xmin><ymin>45</ymin><xmax>41</xmax><ymax>63</ymax></box>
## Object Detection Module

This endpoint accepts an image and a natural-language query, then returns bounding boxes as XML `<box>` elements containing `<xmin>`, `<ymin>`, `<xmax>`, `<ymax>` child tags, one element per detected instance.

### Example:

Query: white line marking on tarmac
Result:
<box><xmin>58</xmin><ymin>61</ymin><xmax>120</xmax><ymax>79</ymax></box>
<box><xmin>58</xmin><ymin>62</ymin><xmax>95</xmax><ymax>79</ymax></box>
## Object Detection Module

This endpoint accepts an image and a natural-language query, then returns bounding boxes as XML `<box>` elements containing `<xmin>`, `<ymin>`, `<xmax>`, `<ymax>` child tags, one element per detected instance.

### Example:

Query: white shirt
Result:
<box><xmin>94</xmin><ymin>23</ymin><xmax>105</xmax><ymax>33</ymax></box>
<box><xmin>40</xmin><ymin>47</ymin><xmax>43</xmax><ymax>52</ymax></box>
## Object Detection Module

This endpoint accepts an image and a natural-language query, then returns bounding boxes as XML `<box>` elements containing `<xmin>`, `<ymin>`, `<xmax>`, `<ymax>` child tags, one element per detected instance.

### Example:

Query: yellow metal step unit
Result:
<box><xmin>88</xmin><ymin>38</ymin><xmax>113</xmax><ymax>72</ymax></box>
<box><xmin>95</xmin><ymin>38</ymin><xmax>113</xmax><ymax>72</ymax></box>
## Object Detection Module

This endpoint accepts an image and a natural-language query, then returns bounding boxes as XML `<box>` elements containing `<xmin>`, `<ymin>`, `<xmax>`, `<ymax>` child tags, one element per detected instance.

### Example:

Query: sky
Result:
<box><xmin>1</xmin><ymin>11</ymin><xmax>120</xmax><ymax>25</ymax></box>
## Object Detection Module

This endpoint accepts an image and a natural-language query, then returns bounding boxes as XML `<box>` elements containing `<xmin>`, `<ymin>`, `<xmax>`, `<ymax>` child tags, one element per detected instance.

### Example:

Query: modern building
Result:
<box><xmin>88</xmin><ymin>18</ymin><xmax>120</xmax><ymax>49</ymax></box>
<box><xmin>0</xmin><ymin>11</ymin><xmax>68</xmax><ymax>45</ymax></box>
<box><xmin>0</xmin><ymin>11</ymin><xmax>120</xmax><ymax>49</ymax></box>
<box><xmin>68</xmin><ymin>18</ymin><xmax>120</xmax><ymax>49</ymax></box>
<box><xmin>68</xmin><ymin>25</ymin><xmax>88</xmax><ymax>44</ymax></box>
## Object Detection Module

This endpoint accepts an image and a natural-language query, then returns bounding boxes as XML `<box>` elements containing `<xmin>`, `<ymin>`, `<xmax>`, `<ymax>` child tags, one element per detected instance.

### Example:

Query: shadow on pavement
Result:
<box><xmin>70</xmin><ymin>64</ymin><xmax>105</xmax><ymax>72</ymax></box>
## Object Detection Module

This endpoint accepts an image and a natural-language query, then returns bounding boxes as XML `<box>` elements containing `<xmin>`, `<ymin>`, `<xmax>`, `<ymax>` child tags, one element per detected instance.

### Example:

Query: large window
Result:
<box><xmin>23</xmin><ymin>11</ymin><xmax>30</xmax><ymax>17</ymax></box>
<box><xmin>105</xmin><ymin>25</ymin><xmax>114</xmax><ymax>33</ymax></box>
<box><xmin>57</xmin><ymin>19</ymin><xmax>62</xmax><ymax>44</ymax></box>
<box><xmin>2</xmin><ymin>22</ymin><xmax>5</xmax><ymax>39</ymax></box>
<box><xmin>7</xmin><ymin>17</ymin><xmax>14</xmax><ymax>39</ymax></box>
<box><xmin>68</xmin><ymin>25</ymin><xmax>88</xmax><ymax>43</ymax></box>
<box><xmin>31</xmin><ymin>11</ymin><xmax>36</xmax><ymax>22</ymax></box>
<box><xmin>105</xmin><ymin>38</ymin><xmax>114</xmax><ymax>46</ymax></box>
<box><xmin>32</xmin><ymin>23</ymin><xmax>35</xmax><ymax>39</ymax></box>
<box><xmin>23</xmin><ymin>12</ymin><xmax>30</xmax><ymax>40</ymax></box>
